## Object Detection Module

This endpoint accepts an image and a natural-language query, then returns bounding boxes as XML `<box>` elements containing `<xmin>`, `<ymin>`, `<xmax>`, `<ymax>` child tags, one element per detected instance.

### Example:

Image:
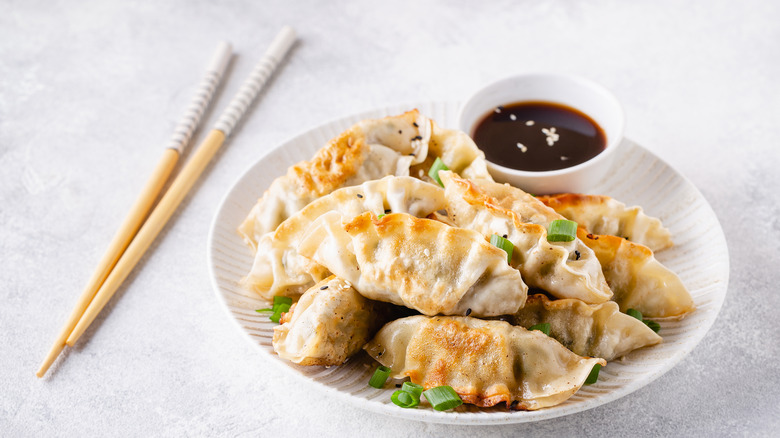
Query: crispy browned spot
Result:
<box><xmin>288</xmin><ymin>128</ymin><xmax>367</xmax><ymax>198</ymax></box>
<box><xmin>537</xmin><ymin>193</ymin><xmax>609</xmax><ymax>209</ymax></box>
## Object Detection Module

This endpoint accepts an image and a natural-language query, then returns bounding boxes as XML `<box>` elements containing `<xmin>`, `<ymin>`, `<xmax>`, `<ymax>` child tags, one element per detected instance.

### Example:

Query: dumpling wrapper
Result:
<box><xmin>409</xmin><ymin>118</ymin><xmax>493</xmax><ymax>183</ymax></box>
<box><xmin>579</xmin><ymin>229</ymin><xmax>695</xmax><ymax>317</ymax></box>
<box><xmin>364</xmin><ymin>315</ymin><xmax>606</xmax><ymax>410</ymax></box>
<box><xmin>240</xmin><ymin>110</ymin><xmax>493</xmax><ymax>249</ymax></box>
<box><xmin>241</xmin><ymin>176</ymin><xmax>446</xmax><ymax>300</ymax></box>
<box><xmin>538</xmin><ymin>193</ymin><xmax>674</xmax><ymax>252</ymax></box>
<box><xmin>272</xmin><ymin>276</ymin><xmax>387</xmax><ymax>366</ymax></box>
<box><xmin>297</xmin><ymin>211</ymin><xmax>528</xmax><ymax>317</ymax></box>
<box><xmin>439</xmin><ymin>171</ymin><xmax>612</xmax><ymax>304</ymax></box>
<box><xmin>513</xmin><ymin>294</ymin><xmax>662</xmax><ymax>361</ymax></box>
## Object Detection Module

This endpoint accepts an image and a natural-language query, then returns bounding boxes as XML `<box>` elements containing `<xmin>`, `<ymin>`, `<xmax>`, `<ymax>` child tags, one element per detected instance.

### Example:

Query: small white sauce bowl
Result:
<box><xmin>459</xmin><ymin>73</ymin><xmax>625</xmax><ymax>194</ymax></box>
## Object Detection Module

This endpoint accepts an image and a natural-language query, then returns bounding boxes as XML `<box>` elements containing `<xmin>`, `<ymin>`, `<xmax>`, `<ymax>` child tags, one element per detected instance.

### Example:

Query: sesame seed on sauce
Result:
<box><xmin>509</xmin><ymin>114</ymin><xmax>517</xmax><ymax>121</ymax></box>
<box><xmin>525</xmin><ymin>120</ymin><xmax>535</xmax><ymax>126</ymax></box>
<box><xmin>516</xmin><ymin>143</ymin><xmax>527</xmax><ymax>153</ymax></box>
<box><xmin>494</xmin><ymin>106</ymin><xmax>504</xmax><ymax>113</ymax></box>
<box><xmin>560</xmin><ymin>156</ymin><xmax>569</xmax><ymax>161</ymax></box>
<box><xmin>542</xmin><ymin>127</ymin><xmax>560</xmax><ymax>146</ymax></box>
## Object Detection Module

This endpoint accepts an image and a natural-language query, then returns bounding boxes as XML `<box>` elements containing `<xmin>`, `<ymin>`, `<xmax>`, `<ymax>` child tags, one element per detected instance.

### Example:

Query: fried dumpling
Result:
<box><xmin>272</xmin><ymin>276</ymin><xmax>387</xmax><ymax>366</ymax></box>
<box><xmin>241</xmin><ymin>176</ymin><xmax>446</xmax><ymax>300</ymax></box>
<box><xmin>512</xmin><ymin>294</ymin><xmax>662</xmax><ymax>361</ymax></box>
<box><xmin>364</xmin><ymin>316</ymin><xmax>606</xmax><ymax>410</ymax></box>
<box><xmin>297</xmin><ymin>211</ymin><xmax>528</xmax><ymax>317</ymax></box>
<box><xmin>538</xmin><ymin>193</ymin><xmax>674</xmax><ymax>252</ymax></box>
<box><xmin>439</xmin><ymin>171</ymin><xmax>612</xmax><ymax>304</ymax></box>
<box><xmin>579</xmin><ymin>229</ymin><xmax>694</xmax><ymax>317</ymax></box>
<box><xmin>239</xmin><ymin>110</ymin><xmax>431</xmax><ymax>248</ymax></box>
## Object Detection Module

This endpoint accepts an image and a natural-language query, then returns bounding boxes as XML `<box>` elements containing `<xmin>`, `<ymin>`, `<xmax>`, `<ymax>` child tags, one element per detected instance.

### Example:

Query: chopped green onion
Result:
<box><xmin>273</xmin><ymin>296</ymin><xmax>293</xmax><ymax>307</ymax></box>
<box><xmin>402</xmin><ymin>382</ymin><xmax>424</xmax><ymax>399</ymax></box>
<box><xmin>428</xmin><ymin>157</ymin><xmax>449</xmax><ymax>187</ymax></box>
<box><xmin>645</xmin><ymin>320</ymin><xmax>661</xmax><ymax>333</ymax></box>
<box><xmin>625</xmin><ymin>308</ymin><xmax>658</xmax><ymax>332</ymax></box>
<box><xmin>584</xmin><ymin>364</ymin><xmax>602</xmax><ymax>385</ymax></box>
<box><xmin>626</xmin><ymin>308</ymin><xmax>643</xmax><ymax>321</ymax></box>
<box><xmin>423</xmin><ymin>386</ymin><xmax>463</xmax><ymax>411</ymax></box>
<box><xmin>369</xmin><ymin>365</ymin><xmax>392</xmax><ymax>389</ymax></box>
<box><xmin>529</xmin><ymin>322</ymin><xmax>551</xmax><ymax>336</ymax></box>
<box><xmin>259</xmin><ymin>296</ymin><xmax>295</xmax><ymax>323</ymax></box>
<box><xmin>547</xmin><ymin>219</ymin><xmax>578</xmax><ymax>242</ymax></box>
<box><xmin>377</xmin><ymin>213</ymin><xmax>386</xmax><ymax>219</ymax></box>
<box><xmin>391</xmin><ymin>390</ymin><xmax>420</xmax><ymax>408</ymax></box>
<box><xmin>490</xmin><ymin>234</ymin><xmax>514</xmax><ymax>264</ymax></box>
<box><xmin>269</xmin><ymin>303</ymin><xmax>291</xmax><ymax>323</ymax></box>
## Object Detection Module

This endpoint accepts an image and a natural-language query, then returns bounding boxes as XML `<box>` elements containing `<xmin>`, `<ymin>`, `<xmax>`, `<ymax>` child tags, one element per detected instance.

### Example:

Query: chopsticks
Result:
<box><xmin>36</xmin><ymin>41</ymin><xmax>232</xmax><ymax>378</ymax></box>
<box><xmin>37</xmin><ymin>26</ymin><xmax>297</xmax><ymax>378</ymax></box>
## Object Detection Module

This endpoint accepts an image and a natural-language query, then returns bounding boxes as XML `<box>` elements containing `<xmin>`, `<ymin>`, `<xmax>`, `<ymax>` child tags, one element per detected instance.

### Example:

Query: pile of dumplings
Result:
<box><xmin>237</xmin><ymin>110</ymin><xmax>695</xmax><ymax>411</ymax></box>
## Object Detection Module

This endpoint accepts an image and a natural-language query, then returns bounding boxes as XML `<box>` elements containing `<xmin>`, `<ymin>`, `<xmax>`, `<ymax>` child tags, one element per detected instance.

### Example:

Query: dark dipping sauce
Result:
<box><xmin>472</xmin><ymin>101</ymin><xmax>606</xmax><ymax>172</ymax></box>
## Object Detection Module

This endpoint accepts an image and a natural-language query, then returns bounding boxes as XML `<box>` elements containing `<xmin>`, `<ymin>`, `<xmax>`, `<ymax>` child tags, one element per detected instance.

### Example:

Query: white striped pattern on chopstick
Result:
<box><xmin>166</xmin><ymin>41</ymin><xmax>232</xmax><ymax>153</ymax></box>
<box><xmin>214</xmin><ymin>28</ymin><xmax>296</xmax><ymax>137</ymax></box>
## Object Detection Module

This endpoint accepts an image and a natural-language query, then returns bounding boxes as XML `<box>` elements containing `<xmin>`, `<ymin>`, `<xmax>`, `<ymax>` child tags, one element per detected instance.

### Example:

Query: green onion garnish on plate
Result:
<box><xmin>529</xmin><ymin>322</ymin><xmax>551</xmax><ymax>335</ymax></box>
<box><xmin>257</xmin><ymin>296</ymin><xmax>293</xmax><ymax>323</ymax></box>
<box><xmin>273</xmin><ymin>296</ymin><xmax>292</xmax><ymax>307</ymax></box>
<box><xmin>585</xmin><ymin>363</ymin><xmax>602</xmax><ymax>385</ymax></box>
<box><xmin>490</xmin><ymin>234</ymin><xmax>514</xmax><ymax>264</ymax></box>
<box><xmin>626</xmin><ymin>308</ymin><xmax>643</xmax><ymax>321</ymax></box>
<box><xmin>547</xmin><ymin>219</ymin><xmax>578</xmax><ymax>242</ymax></box>
<box><xmin>645</xmin><ymin>320</ymin><xmax>661</xmax><ymax>333</ymax></box>
<box><xmin>423</xmin><ymin>386</ymin><xmax>463</xmax><ymax>411</ymax></box>
<box><xmin>428</xmin><ymin>157</ymin><xmax>449</xmax><ymax>187</ymax></box>
<box><xmin>269</xmin><ymin>303</ymin><xmax>291</xmax><ymax>323</ymax></box>
<box><xmin>391</xmin><ymin>390</ymin><xmax>420</xmax><ymax>408</ymax></box>
<box><xmin>369</xmin><ymin>365</ymin><xmax>392</xmax><ymax>389</ymax></box>
<box><xmin>402</xmin><ymin>382</ymin><xmax>424</xmax><ymax>399</ymax></box>
<box><xmin>626</xmin><ymin>308</ymin><xmax>660</xmax><ymax>332</ymax></box>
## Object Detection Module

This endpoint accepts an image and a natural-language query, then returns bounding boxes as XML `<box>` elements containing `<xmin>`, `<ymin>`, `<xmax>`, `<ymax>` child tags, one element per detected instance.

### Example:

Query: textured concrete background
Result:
<box><xmin>2</xmin><ymin>0</ymin><xmax>779</xmax><ymax>436</ymax></box>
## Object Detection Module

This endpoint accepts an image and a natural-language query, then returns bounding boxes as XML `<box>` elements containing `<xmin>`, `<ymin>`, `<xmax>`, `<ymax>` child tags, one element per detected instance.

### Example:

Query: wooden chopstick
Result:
<box><xmin>36</xmin><ymin>42</ymin><xmax>233</xmax><ymax>378</ymax></box>
<box><xmin>64</xmin><ymin>27</ymin><xmax>297</xmax><ymax>350</ymax></box>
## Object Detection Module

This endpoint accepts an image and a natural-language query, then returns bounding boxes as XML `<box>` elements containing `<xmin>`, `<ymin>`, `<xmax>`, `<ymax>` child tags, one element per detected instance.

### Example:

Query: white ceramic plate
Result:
<box><xmin>207</xmin><ymin>102</ymin><xmax>729</xmax><ymax>424</ymax></box>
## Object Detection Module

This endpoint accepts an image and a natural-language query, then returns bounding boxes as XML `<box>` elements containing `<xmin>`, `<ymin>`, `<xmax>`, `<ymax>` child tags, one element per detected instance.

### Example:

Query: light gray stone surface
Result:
<box><xmin>2</xmin><ymin>0</ymin><xmax>779</xmax><ymax>436</ymax></box>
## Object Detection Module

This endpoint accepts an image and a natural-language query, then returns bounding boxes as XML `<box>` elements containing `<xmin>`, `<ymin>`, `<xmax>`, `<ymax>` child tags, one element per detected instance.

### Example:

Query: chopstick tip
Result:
<box><xmin>37</xmin><ymin>343</ymin><xmax>65</xmax><ymax>378</ymax></box>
